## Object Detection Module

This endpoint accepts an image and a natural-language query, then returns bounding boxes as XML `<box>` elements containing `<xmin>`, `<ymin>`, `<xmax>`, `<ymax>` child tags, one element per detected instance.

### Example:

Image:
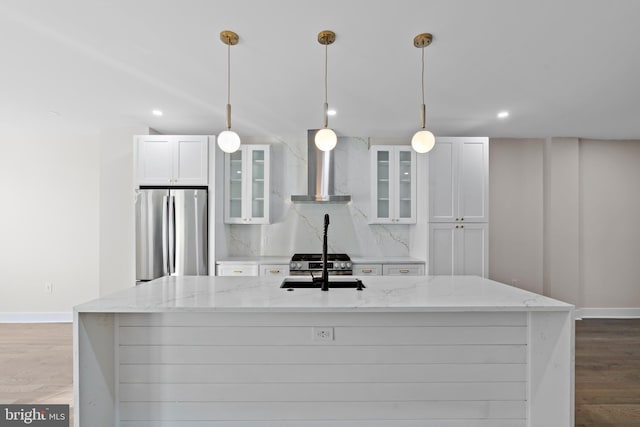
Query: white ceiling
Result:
<box><xmin>2</xmin><ymin>0</ymin><xmax>640</xmax><ymax>139</ymax></box>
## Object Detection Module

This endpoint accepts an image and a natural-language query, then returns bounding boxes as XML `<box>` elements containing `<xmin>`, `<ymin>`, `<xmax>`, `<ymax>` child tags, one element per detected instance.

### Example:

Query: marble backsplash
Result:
<box><xmin>220</xmin><ymin>135</ymin><xmax>412</xmax><ymax>257</ymax></box>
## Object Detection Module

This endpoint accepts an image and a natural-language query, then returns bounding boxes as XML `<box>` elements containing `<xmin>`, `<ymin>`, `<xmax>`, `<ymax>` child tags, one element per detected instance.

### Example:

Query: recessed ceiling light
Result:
<box><xmin>497</xmin><ymin>111</ymin><xmax>509</xmax><ymax>119</ymax></box>
<box><xmin>327</xmin><ymin>109</ymin><xmax>337</xmax><ymax>116</ymax></box>
<box><xmin>152</xmin><ymin>110</ymin><xmax>163</xmax><ymax>116</ymax></box>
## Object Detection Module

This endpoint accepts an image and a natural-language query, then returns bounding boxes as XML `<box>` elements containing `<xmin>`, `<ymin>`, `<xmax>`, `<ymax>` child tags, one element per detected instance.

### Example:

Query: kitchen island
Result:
<box><xmin>74</xmin><ymin>275</ymin><xmax>574</xmax><ymax>427</ymax></box>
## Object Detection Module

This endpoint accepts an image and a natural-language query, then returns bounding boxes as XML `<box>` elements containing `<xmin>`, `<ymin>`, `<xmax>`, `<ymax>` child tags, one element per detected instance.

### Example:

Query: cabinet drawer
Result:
<box><xmin>217</xmin><ymin>264</ymin><xmax>259</xmax><ymax>276</ymax></box>
<box><xmin>382</xmin><ymin>264</ymin><xmax>425</xmax><ymax>276</ymax></box>
<box><xmin>353</xmin><ymin>264</ymin><xmax>383</xmax><ymax>276</ymax></box>
<box><xmin>260</xmin><ymin>264</ymin><xmax>290</xmax><ymax>277</ymax></box>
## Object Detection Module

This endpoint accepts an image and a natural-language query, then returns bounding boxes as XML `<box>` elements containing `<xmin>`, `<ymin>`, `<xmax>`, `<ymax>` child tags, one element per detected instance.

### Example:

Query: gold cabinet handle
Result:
<box><xmin>233</xmin><ymin>270</ymin><xmax>243</xmax><ymax>273</ymax></box>
<box><xmin>400</xmin><ymin>269</ymin><xmax>410</xmax><ymax>273</ymax></box>
<box><xmin>362</xmin><ymin>269</ymin><xmax>373</xmax><ymax>273</ymax></box>
<box><xmin>270</xmin><ymin>269</ymin><xmax>280</xmax><ymax>274</ymax></box>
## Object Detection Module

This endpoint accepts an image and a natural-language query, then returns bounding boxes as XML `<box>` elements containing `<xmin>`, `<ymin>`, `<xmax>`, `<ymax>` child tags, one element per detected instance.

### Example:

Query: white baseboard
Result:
<box><xmin>0</xmin><ymin>312</ymin><xmax>73</xmax><ymax>323</ymax></box>
<box><xmin>576</xmin><ymin>308</ymin><xmax>640</xmax><ymax>319</ymax></box>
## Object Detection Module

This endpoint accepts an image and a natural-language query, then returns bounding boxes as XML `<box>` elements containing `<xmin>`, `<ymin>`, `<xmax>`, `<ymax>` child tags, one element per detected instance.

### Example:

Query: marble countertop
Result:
<box><xmin>216</xmin><ymin>256</ymin><xmax>291</xmax><ymax>265</ymax></box>
<box><xmin>215</xmin><ymin>256</ymin><xmax>425</xmax><ymax>265</ymax></box>
<box><xmin>75</xmin><ymin>275</ymin><xmax>573</xmax><ymax>313</ymax></box>
<box><xmin>350</xmin><ymin>256</ymin><xmax>425</xmax><ymax>264</ymax></box>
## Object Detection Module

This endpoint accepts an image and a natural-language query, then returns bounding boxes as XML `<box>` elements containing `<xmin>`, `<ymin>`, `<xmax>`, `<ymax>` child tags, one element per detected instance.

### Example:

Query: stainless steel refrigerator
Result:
<box><xmin>135</xmin><ymin>188</ymin><xmax>208</xmax><ymax>281</ymax></box>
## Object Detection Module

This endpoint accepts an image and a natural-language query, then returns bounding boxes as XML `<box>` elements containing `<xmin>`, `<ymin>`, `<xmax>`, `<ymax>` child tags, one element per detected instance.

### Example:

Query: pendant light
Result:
<box><xmin>314</xmin><ymin>30</ymin><xmax>337</xmax><ymax>152</ymax></box>
<box><xmin>217</xmin><ymin>30</ymin><xmax>241</xmax><ymax>153</ymax></box>
<box><xmin>411</xmin><ymin>33</ymin><xmax>436</xmax><ymax>153</ymax></box>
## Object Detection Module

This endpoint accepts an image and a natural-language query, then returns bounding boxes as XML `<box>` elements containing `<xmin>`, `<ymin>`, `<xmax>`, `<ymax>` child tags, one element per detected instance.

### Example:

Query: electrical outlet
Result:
<box><xmin>45</xmin><ymin>282</ymin><xmax>53</xmax><ymax>294</ymax></box>
<box><xmin>313</xmin><ymin>327</ymin><xmax>334</xmax><ymax>342</ymax></box>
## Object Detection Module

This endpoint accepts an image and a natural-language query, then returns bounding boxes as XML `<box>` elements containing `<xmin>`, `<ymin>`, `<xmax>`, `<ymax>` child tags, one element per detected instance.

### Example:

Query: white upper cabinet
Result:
<box><xmin>429</xmin><ymin>137</ymin><xmax>488</xmax><ymax>222</ymax></box>
<box><xmin>370</xmin><ymin>146</ymin><xmax>417</xmax><ymax>224</ymax></box>
<box><xmin>225</xmin><ymin>144</ymin><xmax>270</xmax><ymax>224</ymax></box>
<box><xmin>136</xmin><ymin>135</ymin><xmax>209</xmax><ymax>186</ymax></box>
<box><xmin>429</xmin><ymin>222</ymin><xmax>488</xmax><ymax>277</ymax></box>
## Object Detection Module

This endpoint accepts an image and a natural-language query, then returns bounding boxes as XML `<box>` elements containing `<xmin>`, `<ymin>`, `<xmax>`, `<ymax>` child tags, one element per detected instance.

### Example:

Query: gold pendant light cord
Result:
<box><xmin>226</xmin><ymin>36</ymin><xmax>231</xmax><ymax>129</ymax></box>
<box><xmin>324</xmin><ymin>43</ymin><xmax>328</xmax><ymax>106</ymax></box>
<box><xmin>323</xmin><ymin>43</ymin><xmax>329</xmax><ymax>128</ymax></box>
<box><xmin>421</xmin><ymin>45</ymin><xmax>425</xmax><ymax>107</ymax></box>
<box><xmin>420</xmin><ymin>45</ymin><xmax>426</xmax><ymax>129</ymax></box>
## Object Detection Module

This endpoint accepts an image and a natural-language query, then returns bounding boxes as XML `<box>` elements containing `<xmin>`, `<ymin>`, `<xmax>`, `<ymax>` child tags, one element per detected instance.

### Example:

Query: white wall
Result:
<box><xmin>543</xmin><ymin>137</ymin><xmax>581</xmax><ymax>305</ymax></box>
<box><xmin>490</xmin><ymin>137</ymin><xmax>640</xmax><ymax>309</ymax></box>
<box><xmin>99</xmin><ymin>127</ymin><xmax>147</xmax><ymax>296</ymax></box>
<box><xmin>0</xmin><ymin>130</ymin><xmax>100</xmax><ymax>313</ymax></box>
<box><xmin>489</xmin><ymin>139</ymin><xmax>544</xmax><ymax>294</ymax></box>
<box><xmin>580</xmin><ymin>139</ymin><xmax>640</xmax><ymax>308</ymax></box>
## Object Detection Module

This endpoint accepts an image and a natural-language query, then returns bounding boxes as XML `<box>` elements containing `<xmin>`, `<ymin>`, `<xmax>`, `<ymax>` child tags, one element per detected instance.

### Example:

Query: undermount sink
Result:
<box><xmin>280</xmin><ymin>278</ymin><xmax>365</xmax><ymax>289</ymax></box>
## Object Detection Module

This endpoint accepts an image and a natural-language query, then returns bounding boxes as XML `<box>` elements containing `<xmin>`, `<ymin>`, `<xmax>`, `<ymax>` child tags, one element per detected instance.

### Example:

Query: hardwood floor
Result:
<box><xmin>1</xmin><ymin>319</ymin><xmax>639</xmax><ymax>426</ymax></box>
<box><xmin>576</xmin><ymin>319</ymin><xmax>640</xmax><ymax>426</ymax></box>
<box><xmin>0</xmin><ymin>323</ymin><xmax>73</xmax><ymax>424</ymax></box>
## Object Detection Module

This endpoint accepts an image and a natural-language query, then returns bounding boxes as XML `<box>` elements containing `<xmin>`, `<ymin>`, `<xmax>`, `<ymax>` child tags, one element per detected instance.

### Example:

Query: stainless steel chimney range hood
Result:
<box><xmin>291</xmin><ymin>130</ymin><xmax>351</xmax><ymax>203</ymax></box>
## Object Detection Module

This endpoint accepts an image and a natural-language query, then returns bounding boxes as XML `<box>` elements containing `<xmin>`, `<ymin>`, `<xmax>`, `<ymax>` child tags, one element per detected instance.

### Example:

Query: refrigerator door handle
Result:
<box><xmin>193</xmin><ymin>191</ymin><xmax>201</xmax><ymax>275</ymax></box>
<box><xmin>161</xmin><ymin>195</ymin><xmax>170</xmax><ymax>276</ymax></box>
<box><xmin>168</xmin><ymin>194</ymin><xmax>176</xmax><ymax>275</ymax></box>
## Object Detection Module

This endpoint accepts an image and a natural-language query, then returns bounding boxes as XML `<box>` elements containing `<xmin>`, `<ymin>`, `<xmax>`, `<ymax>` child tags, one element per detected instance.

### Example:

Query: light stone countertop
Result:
<box><xmin>350</xmin><ymin>256</ymin><xmax>425</xmax><ymax>264</ymax></box>
<box><xmin>75</xmin><ymin>275</ymin><xmax>573</xmax><ymax>313</ymax></box>
<box><xmin>215</xmin><ymin>256</ymin><xmax>291</xmax><ymax>265</ymax></box>
<box><xmin>215</xmin><ymin>256</ymin><xmax>425</xmax><ymax>265</ymax></box>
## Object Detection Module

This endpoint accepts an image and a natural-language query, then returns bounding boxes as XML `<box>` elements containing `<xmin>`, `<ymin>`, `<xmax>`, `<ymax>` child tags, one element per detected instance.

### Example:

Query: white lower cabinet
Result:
<box><xmin>353</xmin><ymin>263</ymin><xmax>425</xmax><ymax>276</ymax></box>
<box><xmin>383</xmin><ymin>264</ymin><xmax>425</xmax><ymax>276</ymax></box>
<box><xmin>352</xmin><ymin>264</ymin><xmax>383</xmax><ymax>276</ymax></box>
<box><xmin>260</xmin><ymin>264</ymin><xmax>290</xmax><ymax>277</ymax></box>
<box><xmin>429</xmin><ymin>223</ymin><xmax>488</xmax><ymax>277</ymax></box>
<box><xmin>216</xmin><ymin>264</ymin><xmax>259</xmax><ymax>276</ymax></box>
<box><xmin>218</xmin><ymin>262</ymin><xmax>425</xmax><ymax>277</ymax></box>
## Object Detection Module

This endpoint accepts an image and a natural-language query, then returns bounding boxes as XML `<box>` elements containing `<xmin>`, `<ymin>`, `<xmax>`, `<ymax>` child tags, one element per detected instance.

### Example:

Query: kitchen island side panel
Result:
<box><xmin>115</xmin><ymin>312</ymin><xmax>529</xmax><ymax>425</ymax></box>
<box><xmin>528</xmin><ymin>310</ymin><xmax>575</xmax><ymax>427</ymax></box>
<box><xmin>74</xmin><ymin>312</ymin><xmax>117</xmax><ymax>427</ymax></box>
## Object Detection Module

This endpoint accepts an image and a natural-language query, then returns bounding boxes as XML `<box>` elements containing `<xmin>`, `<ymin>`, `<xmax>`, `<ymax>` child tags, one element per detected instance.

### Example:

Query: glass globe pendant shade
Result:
<box><xmin>411</xmin><ymin>129</ymin><xmax>435</xmax><ymax>153</ymax></box>
<box><xmin>314</xmin><ymin>128</ymin><xmax>337</xmax><ymax>151</ymax></box>
<box><xmin>218</xmin><ymin>130</ymin><xmax>241</xmax><ymax>153</ymax></box>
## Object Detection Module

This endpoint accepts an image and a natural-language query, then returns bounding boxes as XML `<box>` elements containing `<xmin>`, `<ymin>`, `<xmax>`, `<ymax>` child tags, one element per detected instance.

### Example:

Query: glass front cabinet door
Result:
<box><xmin>370</xmin><ymin>146</ymin><xmax>416</xmax><ymax>224</ymax></box>
<box><xmin>224</xmin><ymin>144</ymin><xmax>270</xmax><ymax>224</ymax></box>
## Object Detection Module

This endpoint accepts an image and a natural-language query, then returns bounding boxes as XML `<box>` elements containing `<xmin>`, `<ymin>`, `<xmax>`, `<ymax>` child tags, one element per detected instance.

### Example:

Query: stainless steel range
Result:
<box><xmin>289</xmin><ymin>253</ymin><xmax>353</xmax><ymax>276</ymax></box>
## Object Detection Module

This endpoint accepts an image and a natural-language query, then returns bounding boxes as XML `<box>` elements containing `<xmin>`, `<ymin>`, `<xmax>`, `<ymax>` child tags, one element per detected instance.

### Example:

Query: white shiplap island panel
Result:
<box><xmin>74</xmin><ymin>276</ymin><xmax>574</xmax><ymax>427</ymax></box>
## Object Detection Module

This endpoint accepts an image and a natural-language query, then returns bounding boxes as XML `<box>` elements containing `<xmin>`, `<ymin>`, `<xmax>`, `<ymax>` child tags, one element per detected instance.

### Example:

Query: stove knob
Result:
<box><xmin>340</xmin><ymin>262</ymin><xmax>346</xmax><ymax>268</ymax></box>
<box><xmin>296</xmin><ymin>263</ymin><xmax>302</xmax><ymax>269</ymax></box>
<box><xmin>290</xmin><ymin>262</ymin><xmax>295</xmax><ymax>269</ymax></box>
<box><xmin>346</xmin><ymin>262</ymin><xmax>352</xmax><ymax>268</ymax></box>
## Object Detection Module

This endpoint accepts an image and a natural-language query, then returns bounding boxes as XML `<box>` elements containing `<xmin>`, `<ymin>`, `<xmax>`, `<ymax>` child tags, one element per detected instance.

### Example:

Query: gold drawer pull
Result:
<box><xmin>270</xmin><ymin>269</ymin><xmax>280</xmax><ymax>274</ymax></box>
<box><xmin>399</xmin><ymin>269</ymin><xmax>410</xmax><ymax>273</ymax></box>
<box><xmin>233</xmin><ymin>270</ymin><xmax>243</xmax><ymax>273</ymax></box>
<box><xmin>362</xmin><ymin>269</ymin><xmax>373</xmax><ymax>273</ymax></box>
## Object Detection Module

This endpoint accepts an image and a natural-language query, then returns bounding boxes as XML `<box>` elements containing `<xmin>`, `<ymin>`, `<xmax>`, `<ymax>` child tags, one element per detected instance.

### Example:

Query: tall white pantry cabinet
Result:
<box><xmin>429</xmin><ymin>137</ymin><xmax>489</xmax><ymax>277</ymax></box>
